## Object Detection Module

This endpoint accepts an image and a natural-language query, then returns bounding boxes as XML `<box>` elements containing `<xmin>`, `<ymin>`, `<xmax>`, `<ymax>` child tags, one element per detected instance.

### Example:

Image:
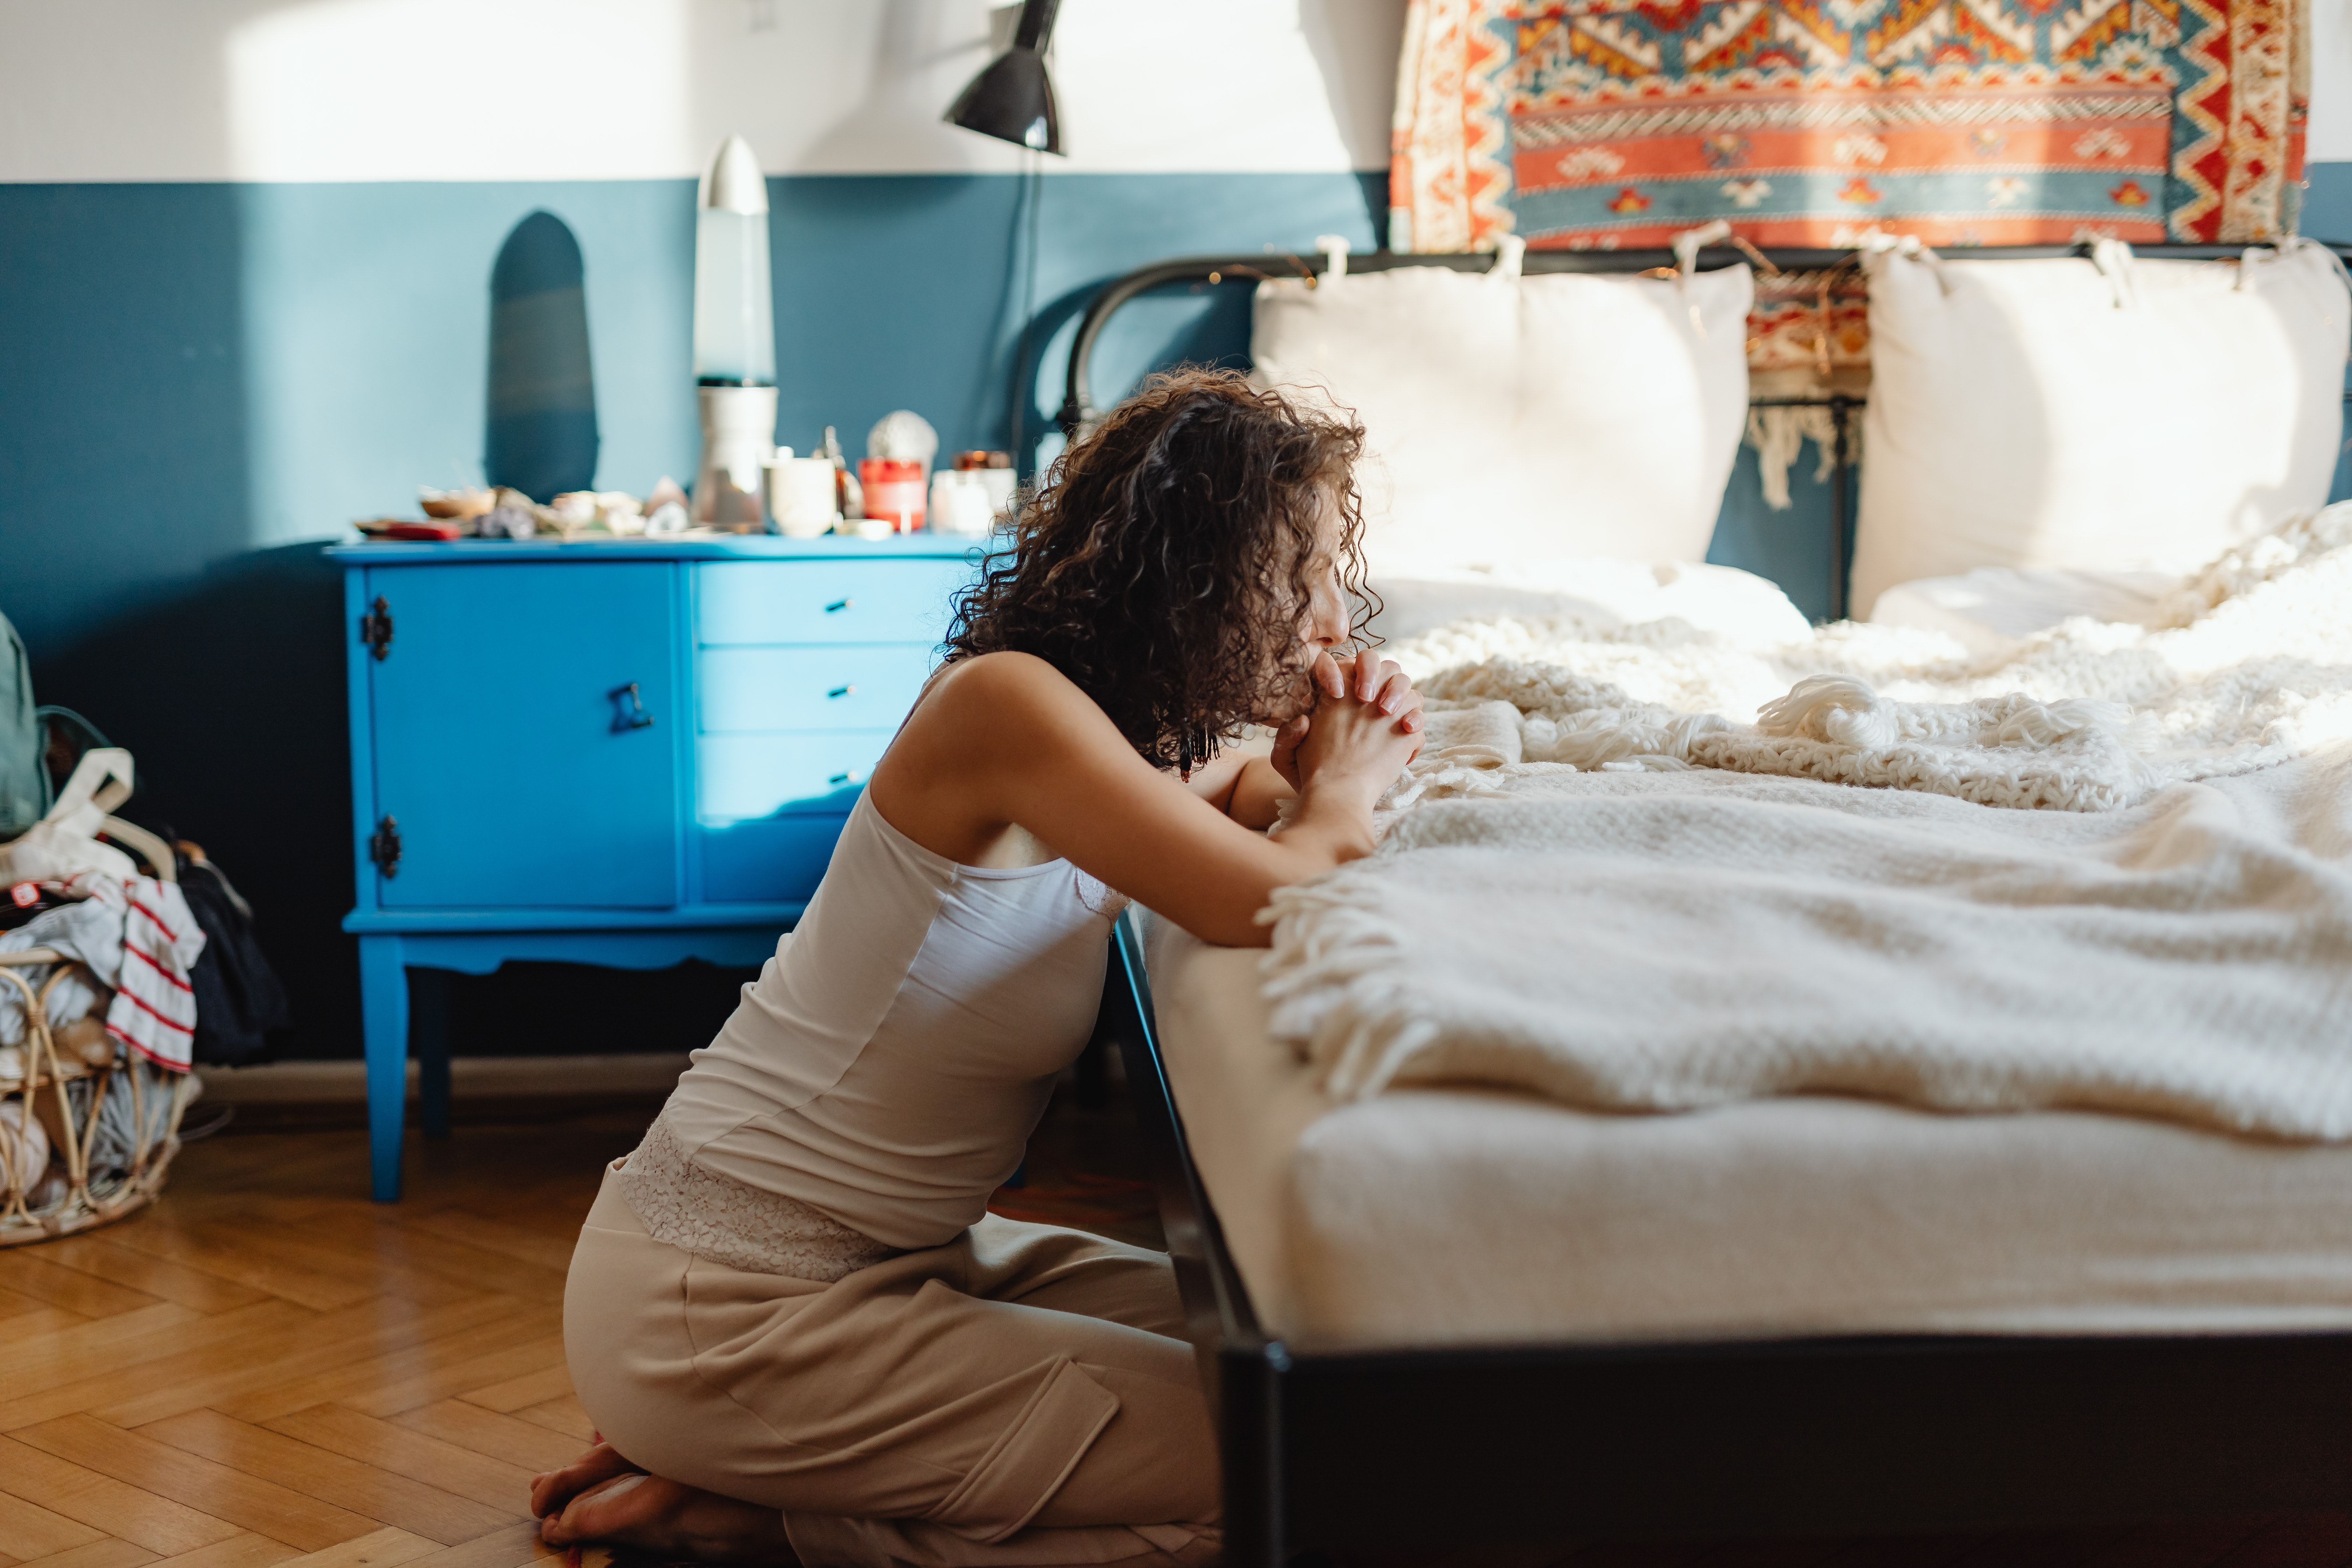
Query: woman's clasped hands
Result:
<box><xmin>1269</xmin><ymin>651</ymin><xmax>1425</xmax><ymax>807</ymax></box>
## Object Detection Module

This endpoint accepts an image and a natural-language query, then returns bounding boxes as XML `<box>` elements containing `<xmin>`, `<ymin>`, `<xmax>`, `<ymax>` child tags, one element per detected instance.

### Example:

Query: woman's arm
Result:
<box><xmin>867</xmin><ymin>652</ymin><xmax>1421</xmax><ymax>946</ymax></box>
<box><xmin>1224</xmin><ymin>755</ymin><xmax>1296</xmax><ymax>832</ymax></box>
<box><xmin>1177</xmin><ymin>746</ymin><xmax>1296</xmax><ymax>832</ymax></box>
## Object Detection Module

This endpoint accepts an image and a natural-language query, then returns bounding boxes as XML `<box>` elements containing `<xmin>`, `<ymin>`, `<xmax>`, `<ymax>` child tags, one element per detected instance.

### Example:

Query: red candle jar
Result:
<box><xmin>859</xmin><ymin>458</ymin><xmax>926</xmax><ymax>532</ymax></box>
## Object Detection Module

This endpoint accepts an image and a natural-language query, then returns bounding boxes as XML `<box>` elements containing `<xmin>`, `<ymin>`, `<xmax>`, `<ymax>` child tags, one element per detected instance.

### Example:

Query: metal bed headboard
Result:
<box><xmin>1059</xmin><ymin>241</ymin><xmax>2352</xmax><ymax>623</ymax></box>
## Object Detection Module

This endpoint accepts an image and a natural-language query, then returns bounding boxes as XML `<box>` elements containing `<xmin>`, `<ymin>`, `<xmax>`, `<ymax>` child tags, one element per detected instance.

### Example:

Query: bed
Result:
<box><xmin>1062</xmin><ymin>239</ymin><xmax>2352</xmax><ymax>1562</ymax></box>
<box><xmin>1100</xmin><ymin>902</ymin><xmax>2352</xmax><ymax>1562</ymax></box>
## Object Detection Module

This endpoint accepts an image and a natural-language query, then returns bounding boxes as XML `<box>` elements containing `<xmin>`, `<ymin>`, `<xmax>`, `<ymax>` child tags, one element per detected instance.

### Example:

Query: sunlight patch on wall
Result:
<box><xmin>1052</xmin><ymin>0</ymin><xmax>1400</xmax><ymax>174</ymax></box>
<box><xmin>225</xmin><ymin>0</ymin><xmax>693</xmax><ymax>181</ymax></box>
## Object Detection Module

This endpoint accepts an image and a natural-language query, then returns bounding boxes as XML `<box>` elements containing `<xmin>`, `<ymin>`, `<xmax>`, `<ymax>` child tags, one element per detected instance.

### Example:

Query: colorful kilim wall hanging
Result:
<box><xmin>1389</xmin><ymin>0</ymin><xmax>2309</xmax><ymax>253</ymax></box>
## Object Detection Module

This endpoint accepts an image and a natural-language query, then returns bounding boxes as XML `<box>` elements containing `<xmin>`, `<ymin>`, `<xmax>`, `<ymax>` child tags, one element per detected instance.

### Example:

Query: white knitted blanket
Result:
<box><xmin>1381</xmin><ymin>504</ymin><xmax>2352</xmax><ymax>814</ymax></box>
<box><xmin>1260</xmin><ymin>510</ymin><xmax>2352</xmax><ymax>1136</ymax></box>
<box><xmin>1263</xmin><ymin>751</ymin><xmax>2352</xmax><ymax>1137</ymax></box>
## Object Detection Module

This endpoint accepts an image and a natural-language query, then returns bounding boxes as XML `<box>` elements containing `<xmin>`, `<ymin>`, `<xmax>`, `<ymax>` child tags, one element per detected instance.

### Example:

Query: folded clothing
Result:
<box><xmin>0</xmin><ymin>873</ymin><xmax>205</xmax><ymax>1070</ymax></box>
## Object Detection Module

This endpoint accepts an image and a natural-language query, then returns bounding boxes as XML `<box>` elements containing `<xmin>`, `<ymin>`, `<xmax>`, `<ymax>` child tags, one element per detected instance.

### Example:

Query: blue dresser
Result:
<box><xmin>331</xmin><ymin>536</ymin><xmax>985</xmax><ymax>1199</ymax></box>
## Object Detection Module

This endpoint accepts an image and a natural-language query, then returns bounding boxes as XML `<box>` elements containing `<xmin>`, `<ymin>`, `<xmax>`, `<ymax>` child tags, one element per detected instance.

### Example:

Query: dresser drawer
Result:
<box><xmin>698</xmin><ymin>559</ymin><xmax>976</xmax><ymax>646</ymax></box>
<box><xmin>700</xmin><ymin>815</ymin><xmax>854</xmax><ymax>904</ymax></box>
<box><xmin>697</xmin><ymin>731</ymin><xmax>895</xmax><ymax>820</ymax></box>
<box><xmin>698</xmin><ymin>645</ymin><xmax>936</xmax><ymax>733</ymax></box>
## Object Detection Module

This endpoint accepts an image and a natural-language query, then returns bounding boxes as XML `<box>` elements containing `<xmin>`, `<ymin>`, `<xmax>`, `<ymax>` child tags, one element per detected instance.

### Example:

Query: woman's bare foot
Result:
<box><xmin>538</xmin><ymin>1465</ymin><xmax>797</xmax><ymax>1565</ymax></box>
<box><xmin>531</xmin><ymin>1442</ymin><xmax>643</xmax><ymax>1522</ymax></box>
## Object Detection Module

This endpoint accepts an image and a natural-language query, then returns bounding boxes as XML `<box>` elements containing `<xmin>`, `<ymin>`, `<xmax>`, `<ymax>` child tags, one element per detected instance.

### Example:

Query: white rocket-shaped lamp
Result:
<box><xmin>691</xmin><ymin>134</ymin><xmax>778</xmax><ymax>527</ymax></box>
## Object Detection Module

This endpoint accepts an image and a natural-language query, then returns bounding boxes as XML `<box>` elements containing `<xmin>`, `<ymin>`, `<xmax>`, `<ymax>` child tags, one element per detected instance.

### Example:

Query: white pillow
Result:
<box><xmin>1851</xmin><ymin>240</ymin><xmax>2350</xmax><ymax>619</ymax></box>
<box><xmin>1367</xmin><ymin>559</ymin><xmax>1811</xmax><ymax>645</ymax></box>
<box><xmin>1251</xmin><ymin>260</ymin><xmax>1752</xmax><ymax>573</ymax></box>
<box><xmin>1868</xmin><ymin>566</ymin><xmax>2179</xmax><ymax>657</ymax></box>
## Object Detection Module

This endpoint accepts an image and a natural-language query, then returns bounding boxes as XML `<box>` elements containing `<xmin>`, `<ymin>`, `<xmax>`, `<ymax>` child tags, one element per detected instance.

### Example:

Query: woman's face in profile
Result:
<box><xmin>1259</xmin><ymin>494</ymin><xmax>1352</xmax><ymax>726</ymax></box>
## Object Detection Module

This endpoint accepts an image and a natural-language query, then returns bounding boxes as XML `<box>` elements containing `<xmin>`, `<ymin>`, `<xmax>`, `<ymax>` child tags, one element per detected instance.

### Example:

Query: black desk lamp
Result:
<box><xmin>946</xmin><ymin>0</ymin><xmax>1063</xmax><ymax>153</ymax></box>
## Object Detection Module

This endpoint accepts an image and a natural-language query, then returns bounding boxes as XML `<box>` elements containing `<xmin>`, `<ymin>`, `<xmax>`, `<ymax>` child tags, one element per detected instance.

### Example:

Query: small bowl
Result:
<box><xmin>420</xmin><ymin>486</ymin><xmax>494</xmax><ymax>520</ymax></box>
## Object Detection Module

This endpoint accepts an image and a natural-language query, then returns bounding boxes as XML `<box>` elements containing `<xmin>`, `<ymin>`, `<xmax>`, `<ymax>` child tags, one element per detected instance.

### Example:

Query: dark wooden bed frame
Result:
<box><xmin>1093</xmin><ymin>913</ymin><xmax>2352</xmax><ymax>1564</ymax></box>
<box><xmin>1064</xmin><ymin>240</ymin><xmax>2352</xmax><ymax>1562</ymax></box>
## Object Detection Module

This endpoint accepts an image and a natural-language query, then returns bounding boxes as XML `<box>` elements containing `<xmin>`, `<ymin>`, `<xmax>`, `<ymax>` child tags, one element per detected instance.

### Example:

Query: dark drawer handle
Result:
<box><xmin>829</xmin><ymin>772</ymin><xmax>852</xmax><ymax>785</ymax></box>
<box><xmin>609</xmin><ymin>682</ymin><xmax>656</xmax><ymax>732</ymax></box>
<box><xmin>828</xmin><ymin>685</ymin><xmax>855</xmax><ymax>699</ymax></box>
<box><xmin>825</xmin><ymin>598</ymin><xmax>852</xmax><ymax>612</ymax></box>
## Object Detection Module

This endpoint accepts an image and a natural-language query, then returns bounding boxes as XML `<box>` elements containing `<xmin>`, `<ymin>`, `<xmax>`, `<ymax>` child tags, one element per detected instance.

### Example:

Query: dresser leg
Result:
<box><xmin>411</xmin><ymin>968</ymin><xmax>453</xmax><ymax>1139</ymax></box>
<box><xmin>359</xmin><ymin>935</ymin><xmax>410</xmax><ymax>1202</ymax></box>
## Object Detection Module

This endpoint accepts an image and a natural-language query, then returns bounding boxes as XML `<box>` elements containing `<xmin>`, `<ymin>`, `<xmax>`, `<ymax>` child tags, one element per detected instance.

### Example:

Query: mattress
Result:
<box><xmin>1143</xmin><ymin>892</ymin><xmax>2352</xmax><ymax>1351</ymax></box>
<box><xmin>1866</xmin><ymin>566</ymin><xmax>2179</xmax><ymax>655</ymax></box>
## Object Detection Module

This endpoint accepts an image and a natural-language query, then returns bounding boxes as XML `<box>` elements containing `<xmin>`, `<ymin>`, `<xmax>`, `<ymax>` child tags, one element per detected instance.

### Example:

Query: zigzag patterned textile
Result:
<box><xmin>1388</xmin><ymin>0</ymin><xmax>2307</xmax><ymax>252</ymax></box>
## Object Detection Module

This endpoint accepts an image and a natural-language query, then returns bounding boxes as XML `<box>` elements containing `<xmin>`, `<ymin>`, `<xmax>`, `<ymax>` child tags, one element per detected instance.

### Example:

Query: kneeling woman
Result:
<box><xmin>536</xmin><ymin>371</ymin><xmax>1424</xmax><ymax>1568</ymax></box>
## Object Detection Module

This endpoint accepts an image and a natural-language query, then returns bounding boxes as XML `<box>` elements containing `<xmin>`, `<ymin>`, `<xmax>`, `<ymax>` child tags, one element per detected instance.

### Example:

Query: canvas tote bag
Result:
<box><xmin>0</xmin><ymin>748</ymin><xmax>139</xmax><ymax>886</ymax></box>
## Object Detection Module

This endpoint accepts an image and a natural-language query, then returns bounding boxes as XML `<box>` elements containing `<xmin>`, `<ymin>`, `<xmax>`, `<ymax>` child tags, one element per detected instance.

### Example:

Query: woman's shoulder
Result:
<box><xmin>895</xmin><ymin>651</ymin><xmax>1116</xmax><ymax>763</ymax></box>
<box><xmin>930</xmin><ymin>648</ymin><xmax>1064</xmax><ymax>693</ymax></box>
<box><xmin>876</xmin><ymin>650</ymin><xmax>1137</xmax><ymax>850</ymax></box>
<box><xmin>919</xmin><ymin>650</ymin><xmax>1093</xmax><ymax>724</ymax></box>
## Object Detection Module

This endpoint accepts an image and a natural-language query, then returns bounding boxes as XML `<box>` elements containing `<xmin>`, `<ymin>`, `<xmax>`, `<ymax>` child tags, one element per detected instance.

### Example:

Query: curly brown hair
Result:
<box><xmin>944</xmin><ymin>368</ymin><xmax>1372</xmax><ymax>772</ymax></box>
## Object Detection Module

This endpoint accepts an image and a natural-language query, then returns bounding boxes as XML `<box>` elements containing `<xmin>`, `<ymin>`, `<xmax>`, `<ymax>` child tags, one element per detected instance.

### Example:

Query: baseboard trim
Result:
<box><xmin>196</xmin><ymin>1053</ymin><xmax>690</xmax><ymax>1104</ymax></box>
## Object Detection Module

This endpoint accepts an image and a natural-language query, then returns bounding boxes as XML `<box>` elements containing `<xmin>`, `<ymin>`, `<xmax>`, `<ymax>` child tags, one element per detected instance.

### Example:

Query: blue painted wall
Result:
<box><xmin>7</xmin><ymin>164</ymin><xmax>2347</xmax><ymax>1058</ymax></box>
<box><xmin>2305</xmin><ymin>163</ymin><xmax>2352</xmax><ymax>242</ymax></box>
<box><xmin>0</xmin><ymin>169</ymin><xmax>1388</xmax><ymax>1059</ymax></box>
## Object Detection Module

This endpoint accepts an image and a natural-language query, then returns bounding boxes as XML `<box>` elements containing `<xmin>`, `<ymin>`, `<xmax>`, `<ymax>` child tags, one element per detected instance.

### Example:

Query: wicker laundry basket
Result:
<box><xmin>0</xmin><ymin>948</ymin><xmax>197</xmax><ymax>1244</ymax></box>
<box><xmin>0</xmin><ymin>816</ymin><xmax>201</xmax><ymax>1245</ymax></box>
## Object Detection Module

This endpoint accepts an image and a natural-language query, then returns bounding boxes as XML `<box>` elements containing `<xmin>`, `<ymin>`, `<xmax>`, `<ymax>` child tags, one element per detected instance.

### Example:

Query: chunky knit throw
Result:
<box><xmin>1383</xmin><ymin>504</ymin><xmax>2352</xmax><ymax>815</ymax></box>
<box><xmin>1261</xmin><ymin>510</ymin><xmax>2352</xmax><ymax>1136</ymax></box>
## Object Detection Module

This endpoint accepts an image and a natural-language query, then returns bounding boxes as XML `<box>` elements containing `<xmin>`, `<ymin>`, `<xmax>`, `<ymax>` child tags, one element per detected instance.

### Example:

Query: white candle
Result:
<box><xmin>930</xmin><ymin>471</ymin><xmax>997</xmax><ymax>536</ymax></box>
<box><xmin>768</xmin><ymin>456</ymin><xmax>840</xmax><ymax>537</ymax></box>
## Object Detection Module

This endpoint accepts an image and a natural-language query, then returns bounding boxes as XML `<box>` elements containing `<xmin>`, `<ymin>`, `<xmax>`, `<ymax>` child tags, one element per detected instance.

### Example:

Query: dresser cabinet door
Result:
<box><xmin>366</xmin><ymin>563</ymin><xmax>679</xmax><ymax>909</ymax></box>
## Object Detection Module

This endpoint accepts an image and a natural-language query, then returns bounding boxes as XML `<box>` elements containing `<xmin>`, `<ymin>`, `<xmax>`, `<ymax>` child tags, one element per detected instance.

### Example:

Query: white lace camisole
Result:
<box><xmin>617</xmin><ymin>788</ymin><xmax>1127</xmax><ymax>1280</ymax></box>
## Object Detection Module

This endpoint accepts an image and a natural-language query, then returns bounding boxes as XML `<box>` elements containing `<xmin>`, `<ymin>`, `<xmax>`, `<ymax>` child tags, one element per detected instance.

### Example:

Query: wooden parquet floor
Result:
<box><xmin>6</xmin><ymin>1105</ymin><xmax>2350</xmax><ymax>1568</ymax></box>
<box><xmin>0</xmin><ymin>1110</ymin><xmax>646</xmax><ymax>1568</ymax></box>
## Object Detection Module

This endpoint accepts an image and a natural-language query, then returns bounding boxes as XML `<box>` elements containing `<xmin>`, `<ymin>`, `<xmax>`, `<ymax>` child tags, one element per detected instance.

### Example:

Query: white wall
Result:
<box><xmin>2314</xmin><ymin>0</ymin><xmax>2352</xmax><ymax>161</ymax></box>
<box><xmin>0</xmin><ymin>0</ymin><xmax>1406</xmax><ymax>182</ymax></box>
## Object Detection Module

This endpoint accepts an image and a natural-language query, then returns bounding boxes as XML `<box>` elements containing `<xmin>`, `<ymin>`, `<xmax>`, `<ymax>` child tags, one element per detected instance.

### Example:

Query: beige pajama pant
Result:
<box><xmin>564</xmin><ymin>1166</ymin><xmax>1222</xmax><ymax>1568</ymax></box>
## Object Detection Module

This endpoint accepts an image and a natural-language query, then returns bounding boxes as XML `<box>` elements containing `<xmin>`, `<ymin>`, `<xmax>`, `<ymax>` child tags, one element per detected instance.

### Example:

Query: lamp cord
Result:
<box><xmin>1009</xmin><ymin>147</ymin><xmax>1043</xmax><ymax>476</ymax></box>
<box><xmin>1026</xmin><ymin>149</ymin><xmax>1042</xmax><ymax>360</ymax></box>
